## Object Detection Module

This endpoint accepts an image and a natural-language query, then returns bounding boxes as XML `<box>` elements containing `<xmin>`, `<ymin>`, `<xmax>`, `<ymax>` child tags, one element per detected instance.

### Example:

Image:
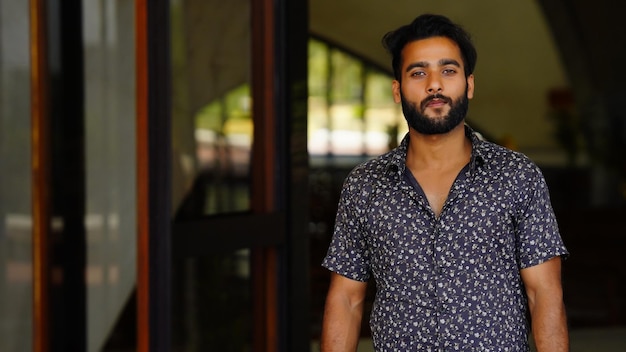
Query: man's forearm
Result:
<box><xmin>320</xmin><ymin>297</ymin><xmax>364</xmax><ymax>352</ymax></box>
<box><xmin>531</xmin><ymin>301</ymin><xmax>569</xmax><ymax>351</ymax></box>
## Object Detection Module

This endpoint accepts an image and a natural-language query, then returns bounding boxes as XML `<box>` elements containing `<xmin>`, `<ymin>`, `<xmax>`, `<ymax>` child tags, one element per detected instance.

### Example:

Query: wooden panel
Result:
<box><xmin>136</xmin><ymin>1</ymin><xmax>172</xmax><ymax>351</ymax></box>
<box><xmin>251</xmin><ymin>0</ymin><xmax>278</xmax><ymax>350</ymax></box>
<box><xmin>30</xmin><ymin>0</ymin><xmax>50</xmax><ymax>351</ymax></box>
<box><xmin>135</xmin><ymin>0</ymin><xmax>150</xmax><ymax>351</ymax></box>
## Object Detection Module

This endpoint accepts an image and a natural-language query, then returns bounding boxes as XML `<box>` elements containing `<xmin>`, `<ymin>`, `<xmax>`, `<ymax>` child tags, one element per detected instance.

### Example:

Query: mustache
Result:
<box><xmin>420</xmin><ymin>93</ymin><xmax>453</xmax><ymax>110</ymax></box>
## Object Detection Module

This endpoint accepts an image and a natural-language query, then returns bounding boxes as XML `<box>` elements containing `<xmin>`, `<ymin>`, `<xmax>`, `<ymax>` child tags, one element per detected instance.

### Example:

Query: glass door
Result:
<box><xmin>0</xmin><ymin>0</ymin><xmax>34</xmax><ymax>350</ymax></box>
<box><xmin>168</xmin><ymin>0</ymin><xmax>309</xmax><ymax>350</ymax></box>
<box><xmin>169</xmin><ymin>0</ymin><xmax>258</xmax><ymax>349</ymax></box>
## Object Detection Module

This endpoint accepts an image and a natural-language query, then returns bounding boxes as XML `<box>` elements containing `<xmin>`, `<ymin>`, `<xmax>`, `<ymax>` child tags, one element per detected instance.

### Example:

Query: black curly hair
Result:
<box><xmin>382</xmin><ymin>14</ymin><xmax>477</xmax><ymax>81</ymax></box>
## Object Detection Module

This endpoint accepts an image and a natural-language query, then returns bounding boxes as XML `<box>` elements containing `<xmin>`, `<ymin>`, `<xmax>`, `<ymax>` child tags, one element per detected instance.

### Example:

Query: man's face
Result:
<box><xmin>400</xmin><ymin>87</ymin><xmax>469</xmax><ymax>135</ymax></box>
<box><xmin>392</xmin><ymin>36</ymin><xmax>474</xmax><ymax>135</ymax></box>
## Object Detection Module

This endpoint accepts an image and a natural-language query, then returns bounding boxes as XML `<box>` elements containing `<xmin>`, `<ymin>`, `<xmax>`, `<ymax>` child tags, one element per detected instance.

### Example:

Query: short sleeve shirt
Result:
<box><xmin>322</xmin><ymin>126</ymin><xmax>569</xmax><ymax>351</ymax></box>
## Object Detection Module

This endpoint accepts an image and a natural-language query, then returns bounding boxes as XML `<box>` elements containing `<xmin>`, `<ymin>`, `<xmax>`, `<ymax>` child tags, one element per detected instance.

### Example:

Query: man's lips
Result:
<box><xmin>426</xmin><ymin>98</ymin><xmax>447</xmax><ymax>107</ymax></box>
<box><xmin>421</xmin><ymin>95</ymin><xmax>452</xmax><ymax>109</ymax></box>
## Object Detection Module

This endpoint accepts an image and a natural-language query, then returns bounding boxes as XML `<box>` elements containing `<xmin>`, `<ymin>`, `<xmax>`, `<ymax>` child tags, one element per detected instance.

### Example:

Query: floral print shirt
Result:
<box><xmin>322</xmin><ymin>126</ymin><xmax>568</xmax><ymax>351</ymax></box>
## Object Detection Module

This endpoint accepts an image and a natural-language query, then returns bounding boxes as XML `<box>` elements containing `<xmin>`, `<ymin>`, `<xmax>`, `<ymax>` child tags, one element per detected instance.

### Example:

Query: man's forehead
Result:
<box><xmin>401</xmin><ymin>37</ymin><xmax>463</xmax><ymax>64</ymax></box>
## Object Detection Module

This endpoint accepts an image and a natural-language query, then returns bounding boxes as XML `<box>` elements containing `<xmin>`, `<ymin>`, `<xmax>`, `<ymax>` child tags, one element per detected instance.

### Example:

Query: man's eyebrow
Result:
<box><xmin>405</xmin><ymin>59</ymin><xmax>461</xmax><ymax>72</ymax></box>
<box><xmin>405</xmin><ymin>61</ymin><xmax>428</xmax><ymax>72</ymax></box>
<box><xmin>439</xmin><ymin>58</ymin><xmax>461</xmax><ymax>67</ymax></box>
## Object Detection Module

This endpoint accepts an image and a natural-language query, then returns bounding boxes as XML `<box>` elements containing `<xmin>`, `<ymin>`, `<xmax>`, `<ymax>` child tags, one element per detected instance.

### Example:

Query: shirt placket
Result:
<box><xmin>432</xmin><ymin>174</ymin><xmax>469</xmax><ymax>351</ymax></box>
<box><xmin>403</xmin><ymin>180</ymin><xmax>445</xmax><ymax>350</ymax></box>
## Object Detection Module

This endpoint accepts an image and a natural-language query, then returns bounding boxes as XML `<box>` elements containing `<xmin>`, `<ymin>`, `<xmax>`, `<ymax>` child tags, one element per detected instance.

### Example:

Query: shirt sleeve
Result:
<box><xmin>515</xmin><ymin>161</ymin><xmax>569</xmax><ymax>269</ymax></box>
<box><xmin>321</xmin><ymin>170</ymin><xmax>371</xmax><ymax>282</ymax></box>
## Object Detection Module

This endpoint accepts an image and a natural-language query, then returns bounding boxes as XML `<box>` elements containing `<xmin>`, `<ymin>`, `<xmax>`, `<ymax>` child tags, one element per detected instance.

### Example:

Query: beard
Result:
<box><xmin>401</xmin><ymin>87</ymin><xmax>469</xmax><ymax>135</ymax></box>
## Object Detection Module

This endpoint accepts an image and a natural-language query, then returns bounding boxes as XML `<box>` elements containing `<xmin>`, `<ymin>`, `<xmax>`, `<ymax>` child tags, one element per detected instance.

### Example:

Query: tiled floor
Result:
<box><xmin>310</xmin><ymin>327</ymin><xmax>626</xmax><ymax>351</ymax></box>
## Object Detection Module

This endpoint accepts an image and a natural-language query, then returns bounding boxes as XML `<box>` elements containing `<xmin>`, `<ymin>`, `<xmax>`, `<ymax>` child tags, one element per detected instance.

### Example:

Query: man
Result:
<box><xmin>320</xmin><ymin>14</ymin><xmax>569</xmax><ymax>351</ymax></box>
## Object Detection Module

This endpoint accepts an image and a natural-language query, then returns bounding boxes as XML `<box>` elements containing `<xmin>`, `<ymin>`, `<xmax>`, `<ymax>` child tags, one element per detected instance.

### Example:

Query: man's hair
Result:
<box><xmin>382</xmin><ymin>14</ymin><xmax>477</xmax><ymax>80</ymax></box>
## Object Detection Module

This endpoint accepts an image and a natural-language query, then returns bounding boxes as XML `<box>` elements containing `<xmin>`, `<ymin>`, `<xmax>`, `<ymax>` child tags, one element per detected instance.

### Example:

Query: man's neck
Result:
<box><xmin>406</xmin><ymin>123</ymin><xmax>471</xmax><ymax>171</ymax></box>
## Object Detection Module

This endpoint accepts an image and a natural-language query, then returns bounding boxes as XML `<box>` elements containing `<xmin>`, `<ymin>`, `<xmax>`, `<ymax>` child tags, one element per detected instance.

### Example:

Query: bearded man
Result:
<box><xmin>320</xmin><ymin>14</ymin><xmax>569</xmax><ymax>352</ymax></box>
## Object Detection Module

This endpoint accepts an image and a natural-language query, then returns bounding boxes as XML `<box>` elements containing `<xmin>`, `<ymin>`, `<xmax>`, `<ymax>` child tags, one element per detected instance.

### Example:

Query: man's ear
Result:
<box><xmin>392</xmin><ymin>80</ymin><xmax>401</xmax><ymax>103</ymax></box>
<box><xmin>466</xmin><ymin>74</ymin><xmax>475</xmax><ymax>99</ymax></box>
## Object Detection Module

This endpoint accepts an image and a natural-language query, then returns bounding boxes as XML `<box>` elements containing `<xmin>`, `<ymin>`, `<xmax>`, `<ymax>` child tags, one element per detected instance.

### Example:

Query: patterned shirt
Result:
<box><xmin>322</xmin><ymin>126</ymin><xmax>568</xmax><ymax>351</ymax></box>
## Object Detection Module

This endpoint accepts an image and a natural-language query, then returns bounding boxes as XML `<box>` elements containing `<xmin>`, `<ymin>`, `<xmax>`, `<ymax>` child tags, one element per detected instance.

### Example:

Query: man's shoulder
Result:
<box><xmin>477</xmin><ymin>139</ymin><xmax>537</xmax><ymax>169</ymax></box>
<box><xmin>345</xmin><ymin>150</ymin><xmax>398</xmax><ymax>183</ymax></box>
<box><xmin>475</xmin><ymin>139</ymin><xmax>546</xmax><ymax>188</ymax></box>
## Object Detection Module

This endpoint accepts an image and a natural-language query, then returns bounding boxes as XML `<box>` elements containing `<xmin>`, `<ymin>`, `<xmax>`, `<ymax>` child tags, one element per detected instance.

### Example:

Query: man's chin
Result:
<box><xmin>422</xmin><ymin>107</ymin><xmax>450</xmax><ymax>119</ymax></box>
<box><xmin>411</xmin><ymin>117</ymin><xmax>465</xmax><ymax>135</ymax></box>
<box><xmin>422</xmin><ymin>114</ymin><xmax>449</xmax><ymax>123</ymax></box>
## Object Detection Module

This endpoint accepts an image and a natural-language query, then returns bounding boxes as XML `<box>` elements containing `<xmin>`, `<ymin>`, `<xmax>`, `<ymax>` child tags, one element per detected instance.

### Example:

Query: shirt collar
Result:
<box><xmin>385</xmin><ymin>124</ymin><xmax>486</xmax><ymax>178</ymax></box>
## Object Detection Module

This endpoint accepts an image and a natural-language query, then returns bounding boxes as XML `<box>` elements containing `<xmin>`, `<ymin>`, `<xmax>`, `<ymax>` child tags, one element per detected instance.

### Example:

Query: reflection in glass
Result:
<box><xmin>83</xmin><ymin>0</ymin><xmax>136</xmax><ymax>350</ymax></box>
<box><xmin>175</xmin><ymin>85</ymin><xmax>252</xmax><ymax>218</ymax></box>
<box><xmin>170</xmin><ymin>0</ymin><xmax>254</xmax><ymax>350</ymax></box>
<box><xmin>0</xmin><ymin>0</ymin><xmax>33</xmax><ymax>350</ymax></box>
<box><xmin>172</xmin><ymin>250</ymin><xmax>252</xmax><ymax>350</ymax></box>
<box><xmin>171</xmin><ymin>0</ymin><xmax>253</xmax><ymax>219</ymax></box>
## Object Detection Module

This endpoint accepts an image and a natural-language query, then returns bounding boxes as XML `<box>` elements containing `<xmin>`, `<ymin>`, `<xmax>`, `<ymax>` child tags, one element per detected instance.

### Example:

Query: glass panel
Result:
<box><xmin>172</xmin><ymin>250</ymin><xmax>252</xmax><ymax>350</ymax></box>
<box><xmin>170</xmin><ymin>0</ymin><xmax>254</xmax><ymax>350</ymax></box>
<box><xmin>0</xmin><ymin>0</ymin><xmax>33</xmax><ymax>350</ymax></box>
<box><xmin>82</xmin><ymin>1</ymin><xmax>136</xmax><ymax>351</ymax></box>
<box><xmin>171</xmin><ymin>0</ymin><xmax>252</xmax><ymax>219</ymax></box>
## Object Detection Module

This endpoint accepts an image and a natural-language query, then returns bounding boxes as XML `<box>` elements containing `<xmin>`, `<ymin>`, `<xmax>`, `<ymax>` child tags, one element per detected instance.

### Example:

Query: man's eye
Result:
<box><xmin>443</xmin><ymin>69</ymin><xmax>457</xmax><ymax>75</ymax></box>
<box><xmin>411</xmin><ymin>71</ymin><xmax>425</xmax><ymax>77</ymax></box>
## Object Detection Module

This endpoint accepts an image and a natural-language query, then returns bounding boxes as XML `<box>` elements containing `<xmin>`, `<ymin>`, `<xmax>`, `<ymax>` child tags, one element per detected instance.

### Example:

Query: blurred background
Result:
<box><xmin>1</xmin><ymin>0</ymin><xmax>625</xmax><ymax>351</ymax></box>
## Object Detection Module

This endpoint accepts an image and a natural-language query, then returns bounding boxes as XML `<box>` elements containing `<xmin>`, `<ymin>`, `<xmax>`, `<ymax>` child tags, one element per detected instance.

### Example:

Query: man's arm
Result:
<box><xmin>520</xmin><ymin>256</ymin><xmax>569</xmax><ymax>352</ymax></box>
<box><xmin>320</xmin><ymin>272</ymin><xmax>368</xmax><ymax>352</ymax></box>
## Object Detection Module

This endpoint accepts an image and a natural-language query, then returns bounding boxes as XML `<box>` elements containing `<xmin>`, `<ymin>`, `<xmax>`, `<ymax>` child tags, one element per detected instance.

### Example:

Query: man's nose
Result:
<box><xmin>426</xmin><ymin>75</ymin><xmax>443</xmax><ymax>94</ymax></box>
